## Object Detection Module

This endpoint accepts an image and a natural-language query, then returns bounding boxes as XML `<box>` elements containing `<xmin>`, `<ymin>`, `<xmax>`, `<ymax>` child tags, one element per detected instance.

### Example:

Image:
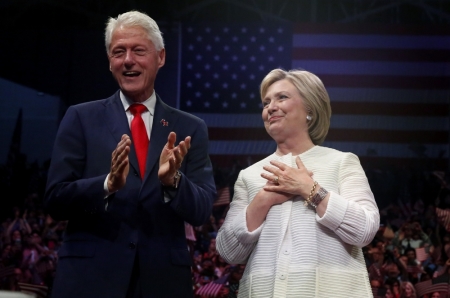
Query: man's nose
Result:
<box><xmin>124</xmin><ymin>50</ymin><xmax>135</xmax><ymax>64</ymax></box>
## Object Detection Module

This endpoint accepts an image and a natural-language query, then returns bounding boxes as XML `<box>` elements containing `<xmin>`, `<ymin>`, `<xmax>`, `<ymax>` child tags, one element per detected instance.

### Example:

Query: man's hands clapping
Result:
<box><xmin>158</xmin><ymin>132</ymin><xmax>191</xmax><ymax>186</ymax></box>
<box><xmin>107</xmin><ymin>134</ymin><xmax>131</xmax><ymax>192</ymax></box>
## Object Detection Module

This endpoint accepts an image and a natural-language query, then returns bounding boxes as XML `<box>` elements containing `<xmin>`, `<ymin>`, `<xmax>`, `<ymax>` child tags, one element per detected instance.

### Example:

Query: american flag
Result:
<box><xmin>213</xmin><ymin>187</ymin><xmax>231</xmax><ymax>207</ymax></box>
<box><xmin>195</xmin><ymin>274</ymin><xmax>229</xmax><ymax>298</ymax></box>
<box><xmin>436</xmin><ymin>207</ymin><xmax>450</xmax><ymax>232</ymax></box>
<box><xmin>18</xmin><ymin>282</ymin><xmax>49</xmax><ymax>298</ymax></box>
<box><xmin>414</xmin><ymin>274</ymin><xmax>450</xmax><ymax>297</ymax></box>
<box><xmin>179</xmin><ymin>23</ymin><xmax>450</xmax><ymax>169</ymax></box>
<box><xmin>415</xmin><ymin>247</ymin><xmax>428</xmax><ymax>263</ymax></box>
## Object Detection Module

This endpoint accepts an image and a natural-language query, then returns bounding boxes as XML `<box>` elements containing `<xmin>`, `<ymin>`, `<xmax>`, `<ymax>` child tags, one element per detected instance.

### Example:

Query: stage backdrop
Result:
<box><xmin>178</xmin><ymin>23</ymin><xmax>450</xmax><ymax>171</ymax></box>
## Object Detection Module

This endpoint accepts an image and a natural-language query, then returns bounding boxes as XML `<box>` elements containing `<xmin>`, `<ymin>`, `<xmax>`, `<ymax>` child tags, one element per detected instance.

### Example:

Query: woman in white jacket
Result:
<box><xmin>216</xmin><ymin>69</ymin><xmax>380</xmax><ymax>298</ymax></box>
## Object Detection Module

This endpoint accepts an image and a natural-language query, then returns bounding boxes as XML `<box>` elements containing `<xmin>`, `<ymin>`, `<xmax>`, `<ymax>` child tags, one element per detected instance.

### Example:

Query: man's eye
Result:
<box><xmin>111</xmin><ymin>51</ymin><xmax>125</xmax><ymax>58</ymax></box>
<box><xmin>134</xmin><ymin>49</ymin><xmax>146</xmax><ymax>56</ymax></box>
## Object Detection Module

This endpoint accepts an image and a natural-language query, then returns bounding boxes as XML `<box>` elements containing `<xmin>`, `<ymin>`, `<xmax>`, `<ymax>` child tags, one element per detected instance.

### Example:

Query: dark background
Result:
<box><xmin>2</xmin><ymin>0</ymin><xmax>450</xmax><ymax>108</ymax></box>
<box><xmin>1</xmin><ymin>0</ymin><xmax>449</xmax><ymax>217</ymax></box>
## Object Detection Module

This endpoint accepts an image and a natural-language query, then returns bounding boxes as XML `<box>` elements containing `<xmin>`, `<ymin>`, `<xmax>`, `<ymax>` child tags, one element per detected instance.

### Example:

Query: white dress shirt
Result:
<box><xmin>103</xmin><ymin>91</ymin><xmax>156</xmax><ymax>201</ymax></box>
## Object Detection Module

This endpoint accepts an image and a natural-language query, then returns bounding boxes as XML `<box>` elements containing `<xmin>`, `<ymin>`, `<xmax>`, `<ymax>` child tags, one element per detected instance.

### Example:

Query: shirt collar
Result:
<box><xmin>120</xmin><ymin>90</ymin><xmax>156</xmax><ymax>116</ymax></box>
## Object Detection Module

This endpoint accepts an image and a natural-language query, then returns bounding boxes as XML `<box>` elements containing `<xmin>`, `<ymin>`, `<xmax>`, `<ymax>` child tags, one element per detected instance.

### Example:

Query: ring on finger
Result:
<box><xmin>273</xmin><ymin>176</ymin><xmax>279</xmax><ymax>184</ymax></box>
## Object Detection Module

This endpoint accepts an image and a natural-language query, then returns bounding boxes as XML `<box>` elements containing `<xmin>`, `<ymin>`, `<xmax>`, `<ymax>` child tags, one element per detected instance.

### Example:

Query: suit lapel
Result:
<box><xmin>143</xmin><ymin>95</ymin><xmax>177</xmax><ymax>182</ymax></box>
<box><xmin>103</xmin><ymin>92</ymin><xmax>140</xmax><ymax>176</ymax></box>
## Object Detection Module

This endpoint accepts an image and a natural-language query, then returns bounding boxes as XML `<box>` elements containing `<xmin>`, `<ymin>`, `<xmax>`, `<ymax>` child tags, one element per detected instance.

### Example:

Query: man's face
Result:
<box><xmin>406</xmin><ymin>250</ymin><xmax>416</xmax><ymax>261</ymax></box>
<box><xmin>108</xmin><ymin>26</ymin><xmax>165</xmax><ymax>102</ymax></box>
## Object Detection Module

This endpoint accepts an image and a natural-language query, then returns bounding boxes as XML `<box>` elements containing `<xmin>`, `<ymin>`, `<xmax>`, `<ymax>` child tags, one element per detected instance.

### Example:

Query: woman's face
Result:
<box><xmin>404</xmin><ymin>284</ymin><xmax>413</xmax><ymax>297</ymax></box>
<box><xmin>262</xmin><ymin>79</ymin><xmax>309</xmax><ymax>143</ymax></box>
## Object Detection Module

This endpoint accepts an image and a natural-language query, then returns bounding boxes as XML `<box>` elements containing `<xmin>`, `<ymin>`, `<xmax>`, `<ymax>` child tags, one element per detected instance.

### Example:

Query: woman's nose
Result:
<box><xmin>268</xmin><ymin>100</ymin><xmax>278</xmax><ymax>111</ymax></box>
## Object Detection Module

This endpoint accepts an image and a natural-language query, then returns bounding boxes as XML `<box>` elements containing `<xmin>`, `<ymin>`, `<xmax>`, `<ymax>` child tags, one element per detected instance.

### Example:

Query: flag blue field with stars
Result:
<box><xmin>180</xmin><ymin>23</ymin><xmax>292</xmax><ymax>114</ymax></box>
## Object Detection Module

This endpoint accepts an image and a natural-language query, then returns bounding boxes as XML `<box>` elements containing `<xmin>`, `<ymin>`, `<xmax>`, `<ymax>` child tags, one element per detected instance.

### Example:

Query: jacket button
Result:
<box><xmin>129</xmin><ymin>242</ymin><xmax>136</xmax><ymax>249</ymax></box>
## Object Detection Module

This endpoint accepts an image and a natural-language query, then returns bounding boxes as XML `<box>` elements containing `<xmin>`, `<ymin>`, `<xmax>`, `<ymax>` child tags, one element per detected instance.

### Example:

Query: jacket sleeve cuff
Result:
<box><xmin>316</xmin><ymin>191</ymin><xmax>348</xmax><ymax>231</ymax></box>
<box><xmin>232</xmin><ymin>205</ymin><xmax>264</xmax><ymax>244</ymax></box>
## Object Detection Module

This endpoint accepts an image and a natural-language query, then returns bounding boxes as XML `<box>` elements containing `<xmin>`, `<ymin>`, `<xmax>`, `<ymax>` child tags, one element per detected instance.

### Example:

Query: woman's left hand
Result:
<box><xmin>261</xmin><ymin>156</ymin><xmax>314</xmax><ymax>198</ymax></box>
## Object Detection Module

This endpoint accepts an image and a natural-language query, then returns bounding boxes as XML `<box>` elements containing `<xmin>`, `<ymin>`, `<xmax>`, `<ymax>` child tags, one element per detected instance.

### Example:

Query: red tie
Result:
<box><xmin>129</xmin><ymin>104</ymin><xmax>149</xmax><ymax>179</ymax></box>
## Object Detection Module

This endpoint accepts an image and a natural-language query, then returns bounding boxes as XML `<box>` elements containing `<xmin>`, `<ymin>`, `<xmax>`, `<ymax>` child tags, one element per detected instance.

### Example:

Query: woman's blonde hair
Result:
<box><xmin>260</xmin><ymin>68</ymin><xmax>331</xmax><ymax>145</ymax></box>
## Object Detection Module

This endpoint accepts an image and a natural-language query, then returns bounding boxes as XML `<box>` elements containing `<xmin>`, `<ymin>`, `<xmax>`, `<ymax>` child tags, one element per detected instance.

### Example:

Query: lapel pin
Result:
<box><xmin>160</xmin><ymin>119</ymin><xmax>169</xmax><ymax>126</ymax></box>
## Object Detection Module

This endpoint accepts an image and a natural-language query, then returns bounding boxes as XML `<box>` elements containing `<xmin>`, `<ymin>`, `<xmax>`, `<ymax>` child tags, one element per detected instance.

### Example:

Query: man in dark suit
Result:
<box><xmin>44</xmin><ymin>10</ymin><xmax>216</xmax><ymax>298</ymax></box>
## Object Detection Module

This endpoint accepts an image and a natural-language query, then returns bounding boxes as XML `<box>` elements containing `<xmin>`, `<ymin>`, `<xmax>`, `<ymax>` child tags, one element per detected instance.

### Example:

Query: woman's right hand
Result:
<box><xmin>256</xmin><ymin>186</ymin><xmax>293</xmax><ymax>206</ymax></box>
<box><xmin>246</xmin><ymin>187</ymin><xmax>293</xmax><ymax>232</ymax></box>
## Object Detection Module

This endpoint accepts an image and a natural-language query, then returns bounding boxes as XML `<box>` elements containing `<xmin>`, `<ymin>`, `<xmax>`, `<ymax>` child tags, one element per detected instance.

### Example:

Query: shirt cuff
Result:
<box><xmin>104</xmin><ymin>174</ymin><xmax>116</xmax><ymax>198</ymax></box>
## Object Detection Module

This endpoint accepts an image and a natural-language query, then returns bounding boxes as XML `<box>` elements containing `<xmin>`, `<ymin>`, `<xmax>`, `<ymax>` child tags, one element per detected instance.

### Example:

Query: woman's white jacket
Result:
<box><xmin>216</xmin><ymin>146</ymin><xmax>380</xmax><ymax>298</ymax></box>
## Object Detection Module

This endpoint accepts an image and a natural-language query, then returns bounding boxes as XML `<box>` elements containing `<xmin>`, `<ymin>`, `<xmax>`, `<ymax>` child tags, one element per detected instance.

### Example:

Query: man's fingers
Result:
<box><xmin>167</xmin><ymin>132</ymin><xmax>176</xmax><ymax>149</ymax></box>
<box><xmin>184</xmin><ymin>136</ymin><xmax>191</xmax><ymax>149</ymax></box>
<box><xmin>116</xmin><ymin>156</ymin><xmax>129</xmax><ymax>173</ymax></box>
<box><xmin>178</xmin><ymin>141</ymin><xmax>189</xmax><ymax>157</ymax></box>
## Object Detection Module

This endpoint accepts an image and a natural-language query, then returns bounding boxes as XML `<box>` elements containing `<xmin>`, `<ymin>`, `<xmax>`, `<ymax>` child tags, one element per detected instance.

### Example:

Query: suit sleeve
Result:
<box><xmin>167</xmin><ymin>119</ymin><xmax>217</xmax><ymax>226</ymax></box>
<box><xmin>316</xmin><ymin>153</ymin><xmax>380</xmax><ymax>247</ymax></box>
<box><xmin>44</xmin><ymin>106</ymin><xmax>107</xmax><ymax>220</ymax></box>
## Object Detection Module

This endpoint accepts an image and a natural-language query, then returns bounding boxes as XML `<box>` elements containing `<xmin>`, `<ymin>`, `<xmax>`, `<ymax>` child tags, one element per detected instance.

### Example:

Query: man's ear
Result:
<box><xmin>158</xmin><ymin>48</ymin><xmax>166</xmax><ymax>69</ymax></box>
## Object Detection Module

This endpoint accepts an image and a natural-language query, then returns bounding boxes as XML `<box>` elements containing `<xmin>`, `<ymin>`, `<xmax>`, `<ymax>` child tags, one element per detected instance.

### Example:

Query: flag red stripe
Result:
<box><xmin>208</xmin><ymin>127</ymin><xmax>448</xmax><ymax>144</ymax></box>
<box><xmin>292</xmin><ymin>48</ymin><xmax>450</xmax><ymax>62</ymax></box>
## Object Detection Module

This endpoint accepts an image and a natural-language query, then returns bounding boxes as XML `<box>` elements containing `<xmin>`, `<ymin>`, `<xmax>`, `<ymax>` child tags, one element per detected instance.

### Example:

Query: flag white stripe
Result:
<box><xmin>208</xmin><ymin>140</ymin><xmax>447</xmax><ymax>157</ymax></box>
<box><xmin>292</xmin><ymin>60</ymin><xmax>450</xmax><ymax>77</ymax></box>
<box><xmin>293</xmin><ymin>34</ymin><xmax>450</xmax><ymax>49</ymax></box>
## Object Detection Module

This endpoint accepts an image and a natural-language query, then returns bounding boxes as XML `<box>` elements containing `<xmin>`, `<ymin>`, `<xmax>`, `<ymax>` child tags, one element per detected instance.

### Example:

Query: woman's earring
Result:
<box><xmin>306</xmin><ymin>115</ymin><xmax>312</xmax><ymax>121</ymax></box>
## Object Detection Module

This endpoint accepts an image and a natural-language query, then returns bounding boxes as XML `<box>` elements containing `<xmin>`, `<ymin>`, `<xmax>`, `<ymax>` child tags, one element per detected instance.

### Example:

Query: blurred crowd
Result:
<box><xmin>1</xmin><ymin>157</ymin><xmax>449</xmax><ymax>298</ymax></box>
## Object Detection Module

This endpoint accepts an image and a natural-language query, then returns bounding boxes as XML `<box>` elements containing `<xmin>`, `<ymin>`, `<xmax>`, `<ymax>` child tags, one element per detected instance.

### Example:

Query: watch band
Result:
<box><xmin>172</xmin><ymin>170</ymin><xmax>181</xmax><ymax>189</ymax></box>
<box><xmin>310</xmin><ymin>186</ymin><xmax>328</xmax><ymax>208</ymax></box>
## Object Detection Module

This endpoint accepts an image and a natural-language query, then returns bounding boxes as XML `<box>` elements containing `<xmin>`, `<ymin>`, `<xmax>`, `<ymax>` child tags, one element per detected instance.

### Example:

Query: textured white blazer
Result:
<box><xmin>216</xmin><ymin>146</ymin><xmax>380</xmax><ymax>298</ymax></box>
